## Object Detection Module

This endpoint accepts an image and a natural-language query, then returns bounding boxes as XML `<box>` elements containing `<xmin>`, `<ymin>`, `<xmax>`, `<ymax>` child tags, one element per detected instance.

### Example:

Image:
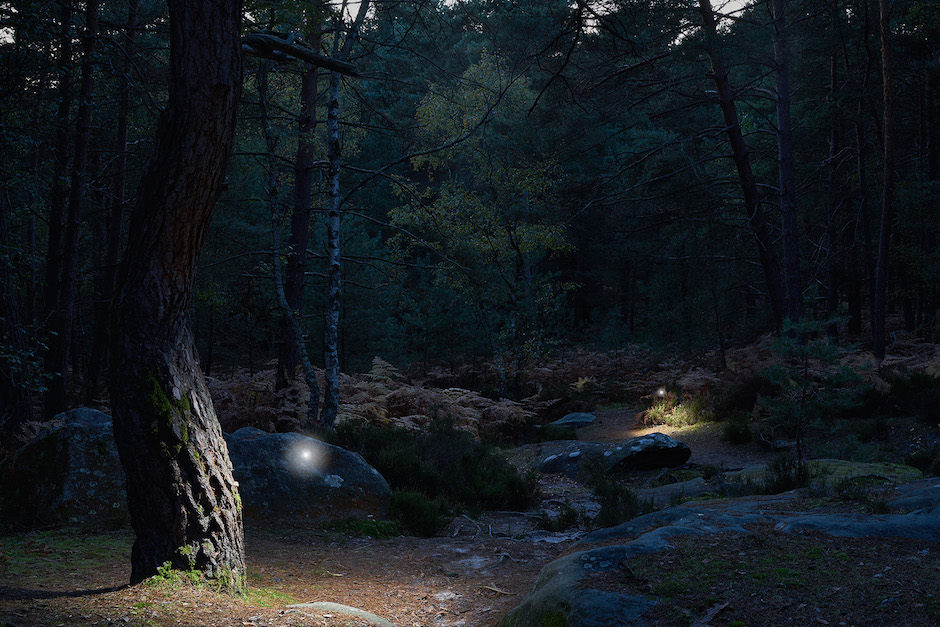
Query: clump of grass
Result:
<box><xmin>643</xmin><ymin>390</ymin><xmax>714</xmax><ymax>428</ymax></box>
<box><xmin>539</xmin><ymin>504</ymin><xmax>580</xmax><ymax>532</ymax></box>
<box><xmin>763</xmin><ymin>455</ymin><xmax>811</xmax><ymax>493</ymax></box>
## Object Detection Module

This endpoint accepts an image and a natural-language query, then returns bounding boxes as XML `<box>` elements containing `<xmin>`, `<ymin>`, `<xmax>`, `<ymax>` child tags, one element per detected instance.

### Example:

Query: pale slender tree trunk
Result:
<box><xmin>109</xmin><ymin>0</ymin><xmax>245</xmax><ymax>587</ymax></box>
<box><xmin>872</xmin><ymin>0</ymin><xmax>895</xmax><ymax>359</ymax></box>
<box><xmin>319</xmin><ymin>1</ymin><xmax>370</xmax><ymax>429</ymax></box>
<box><xmin>320</xmin><ymin>67</ymin><xmax>342</xmax><ymax>430</ymax></box>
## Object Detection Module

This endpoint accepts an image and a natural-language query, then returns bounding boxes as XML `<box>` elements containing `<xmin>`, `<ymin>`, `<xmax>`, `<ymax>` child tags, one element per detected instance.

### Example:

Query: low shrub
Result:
<box><xmin>763</xmin><ymin>455</ymin><xmax>810</xmax><ymax>493</ymax></box>
<box><xmin>586</xmin><ymin>462</ymin><xmax>654</xmax><ymax>528</ymax></box>
<box><xmin>389</xmin><ymin>490</ymin><xmax>449</xmax><ymax>537</ymax></box>
<box><xmin>538</xmin><ymin>504</ymin><xmax>580</xmax><ymax>532</ymax></box>
<box><xmin>721</xmin><ymin>413</ymin><xmax>752</xmax><ymax>444</ymax></box>
<box><xmin>905</xmin><ymin>447</ymin><xmax>940</xmax><ymax>476</ymax></box>
<box><xmin>331</xmin><ymin>418</ymin><xmax>537</xmax><ymax>516</ymax></box>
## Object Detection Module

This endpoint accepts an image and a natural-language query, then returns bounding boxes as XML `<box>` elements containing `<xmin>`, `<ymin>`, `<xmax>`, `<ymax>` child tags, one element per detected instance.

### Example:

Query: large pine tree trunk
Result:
<box><xmin>109</xmin><ymin>0</ymin><xmax>245</xmax><ymax>587</ymax></box>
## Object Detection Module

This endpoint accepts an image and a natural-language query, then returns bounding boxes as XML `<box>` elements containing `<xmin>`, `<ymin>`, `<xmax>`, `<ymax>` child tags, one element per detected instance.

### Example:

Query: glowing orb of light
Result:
<box><xmin>288</xmin><ymin>436</ymin><xmax>329</xmax><ymax>476</ymax></box>
<box><xmin>657</xmin><ymin>387</ymin><xmax>666</xmax><ymax>397</ymax></box>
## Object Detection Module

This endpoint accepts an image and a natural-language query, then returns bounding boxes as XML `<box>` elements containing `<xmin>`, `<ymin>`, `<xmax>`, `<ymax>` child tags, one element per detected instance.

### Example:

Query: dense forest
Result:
<box><xmin>1</xmin><ymin>0</ymin><xmax>938</xmax><ymax>425</ymax></box>
<box><xmin>0</xmin><ymin>0</ymin><xmax>938</xmax><ymax>602</ymax></box>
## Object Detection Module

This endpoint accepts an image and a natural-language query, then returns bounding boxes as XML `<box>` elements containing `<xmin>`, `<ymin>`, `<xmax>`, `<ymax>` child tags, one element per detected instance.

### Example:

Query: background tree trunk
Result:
<box><xmin>42</xmin><ymin>1</ymin><xmax>73</xmax><ymax>418</ymax></box>
<box><xmin>773</xmin><ymin>0</ymin><xmax>803</xmax><ymax>323</ymax></box>
<box><xmin>320</xmin><ymin>67</ymin><xmax>342</xmax><ymax>430</ymax></box>
<box><xmin>47</xmin><ymin>0</ymin><xmax>99</xmax><ymax>412</ymax></box>
<box><xmin>277</xmin><ymin>4</ymin><xmax>324</xmax><ymax>390</ymax></box>
<box><xmin>88</xmin><ymin>0</ymin><xmax>138</xmax><ymax>400</ymax></box>
<box><xmin>697</xmin><ymin>0</ymin><xmax>787</xmax><ymax>329</ymax></box>
<box><xmin>320</xmin><ymin>1</ymin><xmax>369</xmax><ymax>429</ymax></box>
<box><xmin>872</xmin><ymin>0</ymin><xmax>895</xmax><ymax>359</ymax></box>
<box><xmin>109</xmin><ymin>0</ymin><xmax>245</xmax><ymax>587</ymax></box>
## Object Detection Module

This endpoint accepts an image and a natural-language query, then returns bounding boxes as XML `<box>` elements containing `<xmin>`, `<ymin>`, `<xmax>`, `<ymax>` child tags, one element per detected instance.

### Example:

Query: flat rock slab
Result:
<box><xmin>504</xmin><ymin>484</ymin><xmax>940</xmax><ymax>627</ymax></box>
<box><xmin>288</xmin><ymin>602</ymin><xmax>394</xmax><ymax>627</ymax></box>
<box><xmin>547</xmin><ymin>412</ymin><xmax>597</xmax><ymax>428</ymax></box>
<box><xmin>723</xmin><ymin>459</ymin><xmax>923</xmax><ymax>485</ymax></box>
<box><xmin>636</xmin><ymin>477</ymin><xmax>709</xmax><ymax>507</ymax></box>
<box><xmin>536</xmin><ymin>433</ymin><xmax>691</xmax><ymax>479</ymax></box>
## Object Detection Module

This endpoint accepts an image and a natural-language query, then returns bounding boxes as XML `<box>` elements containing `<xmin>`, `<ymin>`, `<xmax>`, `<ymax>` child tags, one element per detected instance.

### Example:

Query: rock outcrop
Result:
<box><xmin>502</xmin><ymin>478</ymin><xmax>940</xmax><ymax>627</ymax></box>
<box><xmin>224</xmin><ymin>427</ymin><xmax>390</xmax><ymax>523</ymax></box>
<box><xmin>0</xmin><ymin>408</ymin><xmax>127</xmax><ymax>528</ymax></box>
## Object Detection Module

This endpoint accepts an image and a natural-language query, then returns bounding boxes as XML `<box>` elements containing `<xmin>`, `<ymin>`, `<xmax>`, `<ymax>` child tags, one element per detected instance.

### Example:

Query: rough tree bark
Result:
<box><xmin>697</xmin><ymin>0</ymin><xmax>787</xmax><ymax>330</ymax></box>
<box><xmin>109</xmin><ymin>0</ymin><xmax>245</xmax><ymax>587</ymax></box>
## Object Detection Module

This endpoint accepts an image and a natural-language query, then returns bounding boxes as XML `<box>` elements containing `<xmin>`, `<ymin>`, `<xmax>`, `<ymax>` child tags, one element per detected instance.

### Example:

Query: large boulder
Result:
<box><xmin>224</xmin><ymin>427</ymin><xmax>390</xmax><ymax>523</ymax></box>
<box><xmin>0</xmin><ymin>408</ymin><xmax>128</xmax><ymax>528</ymax></box>
<box><xmin>0</xmin><ymin>410</ymin><xmax>390</xmax><ymax>528</ymax></box>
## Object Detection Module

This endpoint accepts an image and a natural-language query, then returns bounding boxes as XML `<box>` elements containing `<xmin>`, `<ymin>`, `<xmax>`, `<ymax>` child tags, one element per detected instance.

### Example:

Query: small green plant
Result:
<box><xmin>148</xmin><ymin>560</ymin><xmax>202</xmax><ymax>588</ymax></box>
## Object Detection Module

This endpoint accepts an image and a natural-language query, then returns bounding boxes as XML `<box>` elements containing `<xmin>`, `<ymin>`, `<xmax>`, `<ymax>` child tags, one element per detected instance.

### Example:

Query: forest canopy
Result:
<box><xmin>1</xmin><ymin>0</ymin><xmax>937</xmax><ymax>424</ymax></box>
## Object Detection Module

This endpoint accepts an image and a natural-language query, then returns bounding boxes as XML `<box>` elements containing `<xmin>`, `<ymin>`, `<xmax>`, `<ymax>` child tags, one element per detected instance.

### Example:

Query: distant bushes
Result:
<box><xmin>330</xmin><ymin>418</ymin><xmax>537</xmax><ymax>536</ymax></box>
